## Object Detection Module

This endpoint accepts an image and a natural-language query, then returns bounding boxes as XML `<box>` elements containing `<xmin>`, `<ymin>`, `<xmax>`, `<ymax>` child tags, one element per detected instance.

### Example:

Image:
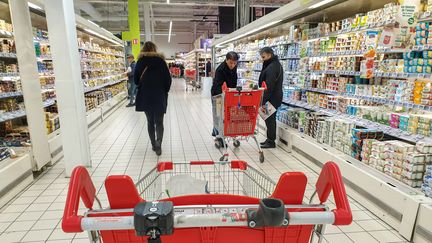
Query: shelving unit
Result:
<box><xmin>212</xmin><ymin>0</ymin><xmax>432</xmax><ymax>240</ymax></box>
<box><xmin>0</xmin><ymin>0</ymin><xmax>127</xmax><ymax>208</ymax></box>
<box><xmin>184</xmin><ymin>49</ymin><xmax>211</xmax><ymax>90</ymax></box>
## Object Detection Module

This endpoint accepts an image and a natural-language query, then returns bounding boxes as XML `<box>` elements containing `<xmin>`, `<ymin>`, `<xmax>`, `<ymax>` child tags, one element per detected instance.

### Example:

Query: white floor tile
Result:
<box><xmin>346</xmin><ymin>232</ymin><xmax>380</xmax><ymax>243</ymax></box>
<box><xmin>0</xmin><ymin>231</ymin><xmax>26</xmax><ymax>242</ymax></box>
<box><xmin>20</xmin><ymin>229</ymin><xmax>52</xmax><ymax>242</ymax></box>
<box><xmin>4</xmin><ymin>220</ymin><xmax>36</xmax><ymax>232</ymax></box>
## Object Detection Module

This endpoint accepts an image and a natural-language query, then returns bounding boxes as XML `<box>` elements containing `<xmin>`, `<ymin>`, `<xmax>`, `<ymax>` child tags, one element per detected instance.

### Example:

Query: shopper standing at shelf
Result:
<box><xmin>134</xmin><ymin>41</ymin><xmax>172</xmax><ymax>156</ymax></box>
<box><xmin>206</xmin><ymin>60</ymin><xmax>212</xmax><ymax>77</ymax></box>
<box><xmin>258</xmin><ymin>47</ymin><xmax>283</xmax><ymax>149</ymax></box>
<box><xmin>211</xmin><ymin>51</ymin><xmax>239</xmax><ymax>139</ymax></box>
<box><xmin>126</xmin><ymin>54</ymin><xmax>137</xmax><ymax>107</ymax></box>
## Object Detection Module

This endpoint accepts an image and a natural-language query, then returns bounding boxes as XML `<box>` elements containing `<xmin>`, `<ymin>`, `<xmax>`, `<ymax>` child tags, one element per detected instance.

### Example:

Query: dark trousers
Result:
<box><xmin>265</xmin><ymin>112</ymin><xmax>277</xmax><ymax>142</ymax></box>
<box><xmin>145</xmin><ymin>112</ymin><xmax>164</xmax><ymax>148</ymax></box>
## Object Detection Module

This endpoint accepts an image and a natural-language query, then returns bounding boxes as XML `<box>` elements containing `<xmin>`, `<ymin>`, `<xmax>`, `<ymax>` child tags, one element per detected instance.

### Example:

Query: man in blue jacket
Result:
<box><xmin>126</xmin><ymin>54</ymin><xmax>137</xmax><ymax>107</ymax></box>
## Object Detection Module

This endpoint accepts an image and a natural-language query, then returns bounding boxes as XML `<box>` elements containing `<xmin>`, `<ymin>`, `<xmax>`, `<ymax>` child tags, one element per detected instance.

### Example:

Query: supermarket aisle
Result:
<box><xmin>0</xmin><ymin>78</ymin><xmax>407</xmax><ymax>243</ymax></box>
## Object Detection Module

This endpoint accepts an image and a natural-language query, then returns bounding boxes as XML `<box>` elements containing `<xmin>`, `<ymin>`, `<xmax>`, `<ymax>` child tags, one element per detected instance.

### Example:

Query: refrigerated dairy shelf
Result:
<box><xmin>78</xmin><ymin>47</ymin><xmax>125</xmax><ymax>58</ymax></box>
<box><xmin>296</xmin><ymin>87</ymin><xmax>432</xmax><ymax>112</ymax></box>
<box><xmin>283</xmin><ymin>99</ymin><xmax>429</xmax><ymax>144</ymax></box>
<box><xmin>0</xmin><ymin>52</ymin><xmax>17</xmax><ymax>58</ymax></box>
<box><xmin>84</xmin><ymin>78</ymin><xmax>127</xmax><ymax>93</ymax></box>
<box><xmin>306</xmin><ymin>19</ymin><xmax>397</xmax><ymax>42</ymax></box>
<box><xmin>0</xmin><ymin>91</ymin><xmax>22</xmax><ymax>99</ymax></box>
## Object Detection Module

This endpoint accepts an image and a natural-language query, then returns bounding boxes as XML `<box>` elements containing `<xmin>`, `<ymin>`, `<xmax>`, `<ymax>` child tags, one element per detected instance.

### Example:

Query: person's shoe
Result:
<box><xmin>155</xmin><ymin>146</ymin><xmax>162</xmax><ymax>156</ymax></box>
<box><xmin>126</xmin><ymin>103</ymin><xmax>134</xmax><ymax>107</ymax></box>
<box><xmin>152</xmin><ymin>146</ymin><xmax>156</xmax><ymax>151</ymax></box>
<box><xmin>261</xmin><ymin>141</ymin><xmax>276</xmax><ymax>149</ymax></box>
<box><xmin>260</xmin><ymin>139</ymin><xmax>269</xmax><ymax>146</ymax></box>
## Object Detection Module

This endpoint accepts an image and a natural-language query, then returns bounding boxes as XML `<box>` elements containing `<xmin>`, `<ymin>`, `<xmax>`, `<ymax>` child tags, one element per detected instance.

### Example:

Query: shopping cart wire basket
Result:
<box><xmin>212</xmin><ymin>82</ymin><xmax>267</xmax><ymax>162</ymax></box>
<box><xmin>63</xmin><ymin>160</ymin><xmax>352</xmax><ymax>243</ymax></box>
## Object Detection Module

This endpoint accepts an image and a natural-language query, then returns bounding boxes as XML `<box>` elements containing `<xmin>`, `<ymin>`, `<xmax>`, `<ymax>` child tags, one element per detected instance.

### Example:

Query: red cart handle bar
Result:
<box><xmin>222</xmin><ymin>81</ymin><xmax>267</xmax><ymax>92</ymax></box>
<box><xmin>79</xmin><ymin>211</ymin><xmax>335</xmax><ymax>231</ymax></box>
<box><xmin>62</xmin><ymin>161</ymin><xmax>352</xmax><ymax>232</ymax></box>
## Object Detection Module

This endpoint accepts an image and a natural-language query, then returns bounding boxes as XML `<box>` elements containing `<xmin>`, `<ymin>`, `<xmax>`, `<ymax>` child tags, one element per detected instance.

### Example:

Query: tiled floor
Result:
<box><xmin>0</xmin><ymin>79</ymin><xmax>409</xmax><ymax>242</ymax></box>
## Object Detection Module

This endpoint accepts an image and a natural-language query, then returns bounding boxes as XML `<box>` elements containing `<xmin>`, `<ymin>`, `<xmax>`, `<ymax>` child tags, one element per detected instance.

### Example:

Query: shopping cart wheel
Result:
<box><xmin>259</xmin><ymin>152</ymin><xmax>265</xmax><ymax>163</ymax></box>
<box><xmin>220</xmin><ymin>155</ymin><xmax>228</xmax><ymax>161</ymax></box>
<box><xmin>233</xmin><ymin>140</ymin><xmax>240</xmax><ymax>147</ymax></box>
<box><xmin>215</xmin><ymin>141</ymin><xmax>221</xmax><ymax>149</ymax></box>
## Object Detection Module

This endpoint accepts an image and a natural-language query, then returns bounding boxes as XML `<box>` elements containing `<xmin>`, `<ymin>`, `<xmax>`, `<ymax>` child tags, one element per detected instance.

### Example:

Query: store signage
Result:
<box><xmin>132</xmin><ymin>39</ymin><xmax>138</xmax><ymax>45</ymax></box>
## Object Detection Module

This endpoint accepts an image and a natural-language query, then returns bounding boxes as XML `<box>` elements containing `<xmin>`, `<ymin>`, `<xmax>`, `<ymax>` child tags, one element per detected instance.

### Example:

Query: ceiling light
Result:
<box><xmin>28</xmin><ymin>2</ymin><xmax>43</xmax><ymax>10</ymax></box>
<box><xmin>168</xmin><ymin>21</ymin><xmax>173</xmax><ymax>43</ymax></box>
<box><xmin>308</xmin><ymin>0</ymin><xmax>335</xmax><ymax>9</ymax></box>
<box><xmin>167</xmin><ymin>0</ymin><xmax>170</xmax><ymax>3</ymax></box>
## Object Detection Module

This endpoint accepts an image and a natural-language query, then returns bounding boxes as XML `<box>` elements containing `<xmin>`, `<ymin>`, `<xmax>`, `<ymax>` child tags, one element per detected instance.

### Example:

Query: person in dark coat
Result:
<box><xmin>211</xmin><ymin>51</ymin><xmax>239</xmax><ymax>140</ymax></box>
<box><xmin>126</xmin><ymin>54</ymin><xmax>137</xmax><ymax>107</ymax></box>
<box><xmin>258</xmin><ymin>47</ymin><xmax>283</xmax><ymax>149</ymax></box>
<box><xmin>134</xmin><ymin>41</ymin><xmax>172</xmax><ymax>156</ymax></box>
<box><xmin>211</xmin><ymin>51</ymin><xmax>239</xmax><ymax>96</ymax></box>
<box><xmin>206</xmin><ymin>60</ymin><xmax>212</xmax><ymax>77</ymax></box>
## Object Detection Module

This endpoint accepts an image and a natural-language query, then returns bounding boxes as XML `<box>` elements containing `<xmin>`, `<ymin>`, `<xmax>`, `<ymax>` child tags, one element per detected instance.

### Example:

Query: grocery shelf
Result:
<box><xmin>280</xmin><ymin>55</ymin><xmax>300</xmax><ymax>59</ymax></box>
<box><xmin>283</xmin><ymin>99</ymin><xmax>429</xmax><ymax>143</ymax></box>
<box><xmin>43</xmin><ymin>98</ymin><xmax>56</xmax><ymax>107</ymax></box>
<box><xmin>277</xmin><ymin>123</ymin><xmax>430</xmax><ymax>239</ymax></box>
<box><xmin>83</xmin><ymin>74</ymin><xmax>125</xmax><ymax>83</ymax></box>
<box><xmin>36</xmin><ymin>56</ymin><xmax>52</xmax><ymax>61</ymax></box>
<box><xmin>78</xmin><ymin>47</ymin><xmax>124</xmax><ymax>58</ymax></box>
<box><xmin>81</xmin><ymin>58</ymin><xmax>124</xmax><ymax>64</ymax></box>
<box><xmin>296</xmin><ymin>86</ymin><xmax>432</xmax><ymax>112</ymax></box>
<box><xmin>0</xmin><ymin>52</ymin><xmax>17</xmax><ymax>59</ymax></box>
<box><xmin>0</xmin><ymin>91</ymin><xmax>22</xmax><ymax>99</ymax></box>
<box><xmin>310</xmin><ymin>70</ymin><xmax>361</xmax><ymax>76</ymax></box>
<box><xmin>0</xmin><ymin>29</ymin><xmax>13</xmax><ymax>38</ymax></box>
<box><xmin>84</xmin><ymin>78</ymin><xmax>127</xmax><ymax>93</ymax></box>
<box><xmin>307</xmin><ymin>19</ymin><xmax>397</xmax><ymax>42</ymax></box>
<box><xmin>308</xmin><ymin>50</ymin><xmax>363</xmax><ymax>57</ymax></box>
<box><xmin>0</xmin><ymin>109</ymin><xmax>26</xmax><ymax>123</ymax></box>
<box><xmin>0</xmin><ymin>73</ymin><xmax>19</xmax><ymax>80</ymax></box>
<box><xmin>81</xmin><ymin>67</ymin><xmax>123</xmax><ymax>72</ymax></box>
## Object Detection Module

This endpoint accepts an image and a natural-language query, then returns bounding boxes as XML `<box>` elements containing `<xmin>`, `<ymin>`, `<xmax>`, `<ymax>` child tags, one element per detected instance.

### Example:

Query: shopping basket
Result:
<box><xmin>62</xmin><ymin>160</ymin><xmax>352</xmax><ymax>243</ymax></box>
<box><xmin>212</xmin><ymin>82</ymin><xmax>267</xmax><ymax>162</ymax></box>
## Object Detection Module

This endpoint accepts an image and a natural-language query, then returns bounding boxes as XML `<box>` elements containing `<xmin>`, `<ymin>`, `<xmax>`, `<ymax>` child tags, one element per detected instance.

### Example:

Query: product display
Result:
<box><xmin>214</xmin><ymin>1</ymin><xmax>432</xmax><ymax>198</ymax></box>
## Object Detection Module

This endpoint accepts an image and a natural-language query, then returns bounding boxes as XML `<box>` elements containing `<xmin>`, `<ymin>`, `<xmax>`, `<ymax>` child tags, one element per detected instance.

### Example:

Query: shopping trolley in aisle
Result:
<box><xmin>62</xmin><ymin>160</ymin><xmax>352</xmax><ymax>243</ymax></box>
<box><xmin>212</xmin><ymin>82</ymin><xmax>267</xmax><ymax>162</ymax></box>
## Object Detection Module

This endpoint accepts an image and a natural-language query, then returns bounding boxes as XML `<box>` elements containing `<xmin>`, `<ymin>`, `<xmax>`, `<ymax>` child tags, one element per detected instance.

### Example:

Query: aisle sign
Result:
<box><xmin>132</xmin><ymin>39</ymin><xmax>138</xmax><ymax>45</ymax></box>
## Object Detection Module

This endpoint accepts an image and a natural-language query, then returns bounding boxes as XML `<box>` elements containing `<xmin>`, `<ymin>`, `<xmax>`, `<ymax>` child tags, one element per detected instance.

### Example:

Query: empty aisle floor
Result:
<box><xmin>0</xmin><ymin>78</ymin><xmax>408</xmax><ymax>243</ymax></box>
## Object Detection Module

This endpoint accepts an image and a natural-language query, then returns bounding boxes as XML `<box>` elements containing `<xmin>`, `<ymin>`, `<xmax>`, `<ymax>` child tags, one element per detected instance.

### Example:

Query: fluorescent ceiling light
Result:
<box><xmin>28</xmin><ymin>2</ymin><xmax>43</xmax><ymax>10</ymax></box>
<box><xmin>167</xmin><ymin>0</ymin><xmax>170</xmax><ymax>3</ymax></box>
<box><xmin>84</xmin><ymin>28</ymin><xmax>122</xmax><ymax>46</ymax></box>
<box><xmin>168</xmin><ymin>21</ymin><xmax>172</xmax><ymax>43</ymax></box>
<box><xmin>308</xmin><ymin>0</ymin><xmax>335</xmax><ymax>9</ymax></box>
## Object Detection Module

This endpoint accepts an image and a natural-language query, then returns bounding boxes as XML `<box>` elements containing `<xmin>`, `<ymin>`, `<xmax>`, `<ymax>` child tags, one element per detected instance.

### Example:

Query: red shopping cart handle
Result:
<box><xmin>63</xmin><ymin>166</ymin><xmax>96</xmax><ymax>233</ymax></box>
<box><xmin>316</xmin><ymin>162</ymin><xmax>352</xmax><ymax>225</ymax></box>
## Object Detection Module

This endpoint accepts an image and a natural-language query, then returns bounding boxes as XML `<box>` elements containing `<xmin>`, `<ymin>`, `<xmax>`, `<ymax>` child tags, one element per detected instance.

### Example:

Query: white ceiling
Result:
<box><xmin>73</xmin><ymin>0</ymin><xmax>291</xmax><ymax>36</ymax></box>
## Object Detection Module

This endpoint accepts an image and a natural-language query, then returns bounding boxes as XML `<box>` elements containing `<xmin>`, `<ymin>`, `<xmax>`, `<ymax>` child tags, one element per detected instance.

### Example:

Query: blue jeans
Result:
<box><xmin>127</xmin><ymin>81</ymin><xmax>137</xmax><ymax>104</ymax></box>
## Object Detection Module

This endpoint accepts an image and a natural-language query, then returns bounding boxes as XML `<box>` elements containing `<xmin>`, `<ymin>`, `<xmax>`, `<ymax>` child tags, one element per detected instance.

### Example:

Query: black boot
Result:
<box><xmin>261</xmin><ymin>140</ymin><xmax>276</xmax><ymax>149</ymax></box>
<box><xmin>155</xmin><ymin>141</ymin><xmax>162</xmax><ymax>156</ymax></box>
<box><xmin>260</xmin><ymin>139</ymin><xmax>269</xmax><ymax>146</ymax></box>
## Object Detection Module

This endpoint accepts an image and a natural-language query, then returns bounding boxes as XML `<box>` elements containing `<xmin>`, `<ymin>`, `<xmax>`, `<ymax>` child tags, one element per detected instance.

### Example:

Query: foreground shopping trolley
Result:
<box><xmin>212</xmin><ymin>82</ymin><xmax>267</xmax><ymax>162</ymax></box>
<box><xmin>62</xmin><ymin>161</ymin><xmax>352</xmax><ymax>243</ymax></box>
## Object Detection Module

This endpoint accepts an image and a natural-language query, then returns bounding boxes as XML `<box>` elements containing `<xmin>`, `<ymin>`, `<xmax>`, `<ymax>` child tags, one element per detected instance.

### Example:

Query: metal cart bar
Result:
<box><xmin>80</xmin><ymin>211</ymin><xmax>336</xmax><ymax>231</ymax></box>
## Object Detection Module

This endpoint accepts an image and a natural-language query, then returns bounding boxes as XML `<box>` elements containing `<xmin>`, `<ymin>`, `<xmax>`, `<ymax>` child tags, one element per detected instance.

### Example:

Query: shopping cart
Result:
<box><xmin>62</xmin><ymin>160</ymin><xmax>352</xmax><ymax>243</ymax></box>
<box><xmin>212</xmin><ymin>82</ymin><xmax>267</xmax><ymax>162</ymax></box>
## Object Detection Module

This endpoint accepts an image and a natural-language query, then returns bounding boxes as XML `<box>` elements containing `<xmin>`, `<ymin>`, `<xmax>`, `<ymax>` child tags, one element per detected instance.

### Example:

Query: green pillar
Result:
<box><xmin>122</xmin><ymin>0</ymin><xmax>141</xmax><ymax>60</ymax></box>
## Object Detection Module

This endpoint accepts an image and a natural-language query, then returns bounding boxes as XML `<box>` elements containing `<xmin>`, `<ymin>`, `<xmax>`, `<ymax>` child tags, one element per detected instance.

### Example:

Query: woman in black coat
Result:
<box><xmin>258</xmin><ymin>47</ymin><xmax>283</xmax><ymax>149</ymax></box>
<box><xmin>134</xmin><ymin>41</ymin><xmax>172</xmax><ymax>156</ymax></box>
